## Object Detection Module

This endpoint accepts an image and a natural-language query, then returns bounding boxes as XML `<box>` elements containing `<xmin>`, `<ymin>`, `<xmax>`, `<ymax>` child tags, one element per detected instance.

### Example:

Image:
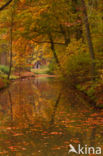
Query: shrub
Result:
<box><xmin>66</xmin><ymin>52</ymin><xmax>92</xmax><ymax>83</ymax></box>
<box><xmin>62</xmin><ymin>39</ymin><xmax>92</xmax><ymax>84</ymax></box>
<box><xmin>0</xmin><ymin>65</ymin><xmax>9</xmax><ymax>74</ymax></box>
<box><xmin>47</xmin><ymin>60</ymin><xmax>56</xmax><ymax>74</ymax></box>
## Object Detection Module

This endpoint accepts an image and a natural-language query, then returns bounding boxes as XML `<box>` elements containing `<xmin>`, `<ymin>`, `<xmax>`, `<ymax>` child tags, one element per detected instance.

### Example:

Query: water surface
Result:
<box><xmin>0</xmin><ymin>77</ymin><xmax>103</xmax><ymax>156</ymax></box>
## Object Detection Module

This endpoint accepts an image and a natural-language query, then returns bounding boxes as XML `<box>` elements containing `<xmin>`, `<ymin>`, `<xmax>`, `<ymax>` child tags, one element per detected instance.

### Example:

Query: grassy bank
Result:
<box><xmin>31</xmin><ymin>65</ymin><xmax>53</xmax><ymax>75</ymax></box>
<box><xmin>76</xmin><ymin>80</ymin><xmax>103</xmax><ymax>109</ymax></box>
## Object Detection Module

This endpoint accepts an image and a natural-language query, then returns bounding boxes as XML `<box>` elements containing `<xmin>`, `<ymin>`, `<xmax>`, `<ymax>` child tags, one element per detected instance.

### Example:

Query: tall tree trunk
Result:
<box><xmin>48</xmin><ymin>33</ymin><xmax>61</xmax><ymax>68</ymax></box>
<box><xmin>81</xmin><ymin>0</ymin><xmax>96</xmax><ymax>80</ymax></box>
<box><xmin>48</xmin><ymin>33</ymin><xmax>66</xmax><ymax>76</ymax></box>
<box><xmin>59</xmin><ymin>24</ymin><xmax>70</xmax><ymax>46</ymax></box>
<box><xmin>48</xmin><ymin>33</ymin><xmax>67</xmax><ymax>76</ymax></box>
<box><xmin>8</xmin><ymin>11</ymin><xmax>13</xmax><ymax>80</ymax></box>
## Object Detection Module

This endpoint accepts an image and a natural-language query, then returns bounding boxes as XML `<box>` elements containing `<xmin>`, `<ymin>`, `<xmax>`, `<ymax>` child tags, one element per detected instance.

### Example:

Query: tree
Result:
<box><xmin>8</xmin><ymin>8</ymin><xmax>13</xmax><ymax>80</ymax></box>
<box><xmin>15</xmin><ymin>0</ymin><xmax>75</xmax><ymax>74</ymax></box>
<box><xmin>81</xmin><ymin>0</ymin><xmax>95</xmax><ymax>80</ymax></box>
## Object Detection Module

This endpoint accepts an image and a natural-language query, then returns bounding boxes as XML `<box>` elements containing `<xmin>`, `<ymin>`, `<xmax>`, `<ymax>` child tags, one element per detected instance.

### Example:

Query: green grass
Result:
<box><xmin>0</xmin><ymin>71</ymin><xmax>19</xmax><ymax>80</ymax></box>
<box><xmin>31</xmin><ymin>66</ymin><xmax>49</xmax><ymax>74</ymax></box>
<box><xmin>10</xmin><ymin>75</ymin><xmax>19</xmax><ymax>80</ymax></box>
<box><xmin>0</xmin><ymin>65</ymin><xmax>9</xmax><ymax>74</ymax></box>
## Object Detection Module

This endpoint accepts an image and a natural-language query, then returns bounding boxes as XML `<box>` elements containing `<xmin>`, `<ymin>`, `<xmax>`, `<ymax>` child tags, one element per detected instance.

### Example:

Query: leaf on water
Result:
<box><xmin>43</xmin><ymin>131</ymin><xmax>48</xmax><ymax>134</ymax></box>
<box><xmin>6</xmin><ymin>127</ymin><xmax>12</xmax><ymax>130</ymax></box>
<box><xmin>52</xmin><ymin>146</ymin><xmax>61</xmax><ymax>150</ymax></box>
<box><xmin>13</xmin><ymin>133</ymin><xmax>23</xmax><ymax>136</ymax></box>
<box><xmin>0</xmin><ymin>151</ymin><xmax>8</xmax><ymax>154</ymax></box>
<box><xmin>44</xmin><ymin>142</ymin><xmax>48</xmax><ymax>145</ymax></box>
<box><xmin>50</xmin><ymin>132</ymin><xmax>63</xmax><ymax>135</ymax></box>
<box><xmin>70</xmin><ymin>139</ymin><xmax>80</xmax><ymax>143</ymax></box>
<box><xmin>64</xmin><ymin>141</ymin><xmax>69</xmax><ymax>144</ymax></box>
<box><xmin>41</xmin><ymin>131</ymin><xmax>48</xmax><ymax>135</ymax></box>
<box><xmin>8</xmin><ymin>146</ymin><xmax>17</xmax><ymax>151</ymax></box>
<box><xmin>21</xmin><ymin>148</ymin><xmax>26</xmax><ymax>151</ymax></box>
<box><xmin>90</xmin><ymin>113</ymin><xmax>98</xmax><ymax>117</ymax></box>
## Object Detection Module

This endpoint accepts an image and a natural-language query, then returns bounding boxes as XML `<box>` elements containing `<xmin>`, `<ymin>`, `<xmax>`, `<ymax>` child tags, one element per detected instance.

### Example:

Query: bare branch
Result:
<box><xmin>0</xmin><ymin>0</ymin><xmax>13</xmax><ymax>11</ymax></box>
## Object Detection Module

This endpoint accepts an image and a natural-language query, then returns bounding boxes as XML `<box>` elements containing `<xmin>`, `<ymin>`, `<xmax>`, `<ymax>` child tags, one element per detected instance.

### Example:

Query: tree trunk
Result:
<box><xmin>48</xmin><ymin>32</ymin><xmax>66</xmax><ymax>76</ymax></box>
<box><xmin>81</xmin><ymin>0</ymin><xmax>96</xmax><ymax>80</ymax></box>
<box><xmin>8</xmin><ymin>11</ymin><xmax>13</xmax><ymax>80</ymax></box>
<box><xmin>48</xmin><ymin>33</ymin><xmax>61</xmax><ymax>68</ymax></box>
<box><xmin>60</xmin><ymin>24</ymin><xmax>70</xmax><ymax>46</ymax></box>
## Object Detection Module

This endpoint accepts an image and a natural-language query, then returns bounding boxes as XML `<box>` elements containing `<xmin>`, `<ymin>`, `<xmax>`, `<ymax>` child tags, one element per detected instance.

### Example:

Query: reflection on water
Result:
<box><xmin>0</xmin><ymin>77</ymin><xmax>103</xmax><ymax>156</ymax></box>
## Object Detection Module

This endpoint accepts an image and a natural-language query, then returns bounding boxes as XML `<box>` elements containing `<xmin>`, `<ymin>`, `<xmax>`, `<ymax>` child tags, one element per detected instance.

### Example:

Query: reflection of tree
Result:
<box><xmin>8</xmin><ymin>90</ymin><xmax>13</xmax><ymax>121</ymax></box>
<box><xmin>90</xmin><ymin>127</ymin><xmax>96</xmax><ymax>147</ymax></box>
<box><xmin>35</xmin><ymin>78</ymin><xmax>39</xmax><ymax>88</ymax></box>
<box><xmin>50</xmin><ymin>91</ymin><xmax>61</xmax><ymax>125</ymax></box>
<box><xmin>0</xmin><ymin>79</ymin><xmax>103</xmax><ymax>155</ymax></box>
<box><xmin>89</xmin><ymin>113</ymin><xmax>98</xmax><ymax>147</ymax></box>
